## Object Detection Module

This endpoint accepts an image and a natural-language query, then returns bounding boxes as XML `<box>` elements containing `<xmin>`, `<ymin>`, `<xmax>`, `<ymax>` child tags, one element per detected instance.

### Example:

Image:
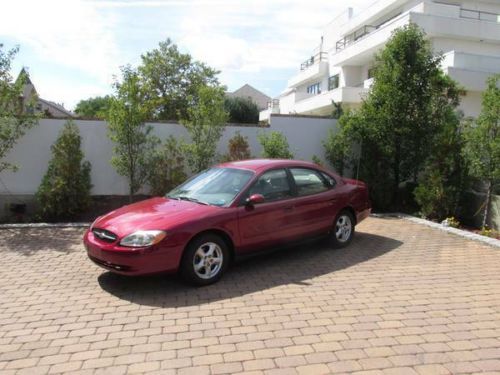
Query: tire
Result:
<box><xmin>180</xmin><ymin>234</ymin><xmax>229</xmax><ymax>286</ymax></box>
<box><xmin>329</xmin><ymin>210</ymin><xmax>355</xmax><ymax>248</ymax></box>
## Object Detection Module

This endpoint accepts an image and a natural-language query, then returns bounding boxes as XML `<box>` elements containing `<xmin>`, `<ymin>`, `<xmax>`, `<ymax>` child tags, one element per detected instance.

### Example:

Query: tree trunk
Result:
<box><xmin>393</xmin><ymin>140</ymin><xmax>401</xmax><ymax>209</ymax></box>
<box><xmin>482</xmin><ymin>179</ymin><xmax>492</xmax><ymax>228</ymax></box>
<box><xmin>129</xmin><ymin>172</ymin><xmax>134</xmax><ymax>203</ymax></box>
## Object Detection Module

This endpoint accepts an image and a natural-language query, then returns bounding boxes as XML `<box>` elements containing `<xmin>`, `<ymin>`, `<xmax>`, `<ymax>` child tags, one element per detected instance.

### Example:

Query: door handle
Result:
<box><xmin>283</xmin><ymin>206</ymin><xmax>294</xmax><ymax>212</ymax></box>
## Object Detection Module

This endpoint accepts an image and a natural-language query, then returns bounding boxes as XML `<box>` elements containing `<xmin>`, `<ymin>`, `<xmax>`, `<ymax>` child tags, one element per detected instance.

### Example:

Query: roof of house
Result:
<box><xmin>227</xmin><ymin>84</ymin><xmax>271</xmax><ymax>110</ymax></box>
<box><xmin>16</xmin><ymin>68</ymin><xmax>76</xmax><ymax>118</ymax></box>
<box><xmin>228</xmin><ymin>84</ymin><xmax>270</xmax><ymax>99</ymax></box>
<box><xmin>38</xmin><ymin>98</ymin><xmax>76</xmax><ymax>117</ymax></box>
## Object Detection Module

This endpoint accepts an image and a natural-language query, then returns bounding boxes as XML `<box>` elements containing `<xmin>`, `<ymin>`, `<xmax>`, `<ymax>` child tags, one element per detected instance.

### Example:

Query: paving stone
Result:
<box><xmin>0</xmin><ymin>218</ymin><xmax>499</xmax><ymax>374</ymax></box>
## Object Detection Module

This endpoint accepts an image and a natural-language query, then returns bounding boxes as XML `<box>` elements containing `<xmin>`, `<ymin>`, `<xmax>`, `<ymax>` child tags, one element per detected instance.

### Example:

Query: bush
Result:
<box><xmin>442</xmin><ymin>217</ymin><xmax>460</xmax><ymax>228</ymax></box>
<box><xmin>147</xmin><ymin>136</ymin><xmax>186</xmax><ymax>196</ymax></box>
<box><xmin>414</xmin><ymin>109</ymin><xmax>467</xmax><ymax>221</ymax></box>
<box><xmin>36</xmin><ymin>120</ymin><xmax>92</xmax><ymax>221</ymax></box>
<box><xmin>224</xmin><ymin>96</ymin><xmax>259</xmax><ymax>123</ymax></box>
<box><xmin>222</xmin><ymin>132</ymin><xmax>252</xmax><ymax>162</ymax></box>
<box><xmin>323</xmin><ymin>126</ymin><xmax>350</xmax><ymax>176</ymax></box>
<box><xmin>258</xmin><ymin>131</ymin><xmax>294</xmax><ymax>159</ymax></box>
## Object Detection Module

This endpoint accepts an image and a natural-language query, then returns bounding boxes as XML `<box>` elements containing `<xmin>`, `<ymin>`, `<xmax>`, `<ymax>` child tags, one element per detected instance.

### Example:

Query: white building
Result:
<box><xmin>260</xmin><ymin>0</ymin><xmax>500</xmax><ymax>121</ymax></box>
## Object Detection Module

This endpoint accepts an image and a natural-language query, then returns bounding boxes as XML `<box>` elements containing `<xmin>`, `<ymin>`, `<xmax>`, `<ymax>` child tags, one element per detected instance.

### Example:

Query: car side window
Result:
<box><xmin>248</xmin><ymin>169</ymin><xmax>292</xmax><ymax>202</ymax></box>
<box><xmin>290</xmin><ymin>168</ymin><xmax>330</xmax><ymax>197</ymax></box>
<box><xmin>321</xmin><ymin>172</ymin><xmax>336</xmax><ymax>188</ymax></box>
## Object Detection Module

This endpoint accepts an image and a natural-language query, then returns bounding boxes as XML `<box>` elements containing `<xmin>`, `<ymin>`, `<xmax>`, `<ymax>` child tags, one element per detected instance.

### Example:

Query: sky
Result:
<box><xmin>0</xmin><ymin>0</ymin><xmax>374</xmax><ymax>110</ymax></box>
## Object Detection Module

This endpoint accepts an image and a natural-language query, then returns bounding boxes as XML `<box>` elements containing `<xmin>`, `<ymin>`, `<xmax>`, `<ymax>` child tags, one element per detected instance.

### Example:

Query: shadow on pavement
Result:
<box><xmin>0</xmin><ymin>227</ymin><xmax>85</xmax><ymax>256</ymax></box>
<box><xmin>98</xmin><ymin>231</ymin><xmax>402</xmax><ymax>307</ymax></box>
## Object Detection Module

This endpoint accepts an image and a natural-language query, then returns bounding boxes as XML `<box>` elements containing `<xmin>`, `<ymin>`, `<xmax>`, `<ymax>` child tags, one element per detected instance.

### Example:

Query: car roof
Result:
<box><xmin>218</xmin><ymin>159</ymin><xmax>325</xmax><ymax>173</ymax></box>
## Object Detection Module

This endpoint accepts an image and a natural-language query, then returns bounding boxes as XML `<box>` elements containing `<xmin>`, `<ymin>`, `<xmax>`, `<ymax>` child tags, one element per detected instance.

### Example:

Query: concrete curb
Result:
<box><xmin>371</xmin><ymin>213</ymin><xmax>500</xmax><ymax>248</ymax></box>
<box><xmin>0</xmin><ymin>222</ymin><xmax>90</xmax><ymax>229</ymax></box>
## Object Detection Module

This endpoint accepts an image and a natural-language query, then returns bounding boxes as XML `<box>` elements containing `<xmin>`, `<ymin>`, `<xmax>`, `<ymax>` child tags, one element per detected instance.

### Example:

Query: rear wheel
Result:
<box><xmin>180</xmin><ymin>234</ymin><xmax>229</xmax><ymax>286</ymax></box>
<box><xmin>330</xmin><ymin>210</ymin><xmax>355</xmax><ymax>248</ymax></box>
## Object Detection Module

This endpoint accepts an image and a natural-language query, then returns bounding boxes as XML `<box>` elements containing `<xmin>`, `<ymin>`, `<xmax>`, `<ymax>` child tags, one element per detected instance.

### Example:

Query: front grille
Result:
<box><xmin>88</xmin><ymin>255</ymin><xmax>131</xmax><ymax>272</ymax></box>
<box><xmin>92</xmin><ymin>228</ymin><xmax>118</xmax><ymax>243</ymax></box>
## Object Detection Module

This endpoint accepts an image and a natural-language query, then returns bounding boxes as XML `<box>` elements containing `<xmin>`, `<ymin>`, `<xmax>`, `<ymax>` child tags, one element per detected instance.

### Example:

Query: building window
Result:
<box><xmin>307</xmin><ymin>82</ymin><xmax>321</xmax><ymax>95</ymax></box>
<box><xmin>328</xmin><ymin>75</ymin><xmax>339</xmax><ymax>90</ymax></box>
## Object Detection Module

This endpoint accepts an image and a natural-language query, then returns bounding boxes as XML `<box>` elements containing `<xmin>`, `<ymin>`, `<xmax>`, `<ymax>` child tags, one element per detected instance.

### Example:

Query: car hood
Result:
<box><xmin>92</xmin><ymin>197</ymin><xmax>222</xmax><ymax>238</ymax></box>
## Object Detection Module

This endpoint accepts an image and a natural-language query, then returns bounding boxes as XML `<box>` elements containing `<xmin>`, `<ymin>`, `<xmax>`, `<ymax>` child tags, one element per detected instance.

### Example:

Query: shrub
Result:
<box><xmin>442</xmin><ymin>217</ymin><xmax>460</xmax><ymax>228</ymax></box>
<box><xmin>36</xmin><ymin>120</ymin><xmax>92</xmax><ymax>221</ymax></box>
<box><xmin>222</xmin><ymin>132</ymin><xmax>252</xmax><ymax>162</ymax></box>
<box><xmin>224</xmin><ymin>96</ymin><xmax>259</xmax><ymax>123</ymax></box>
<box><xmin>414</xmin><ymin>107</ymin><xmax>467</xmax><ymax>221</ymax></box>
<box><xmin>258</xmin><ymin>131</ymin><xmax>294</xmax><ymax>159</ymax></box>
<box><xmin>479</xmin><ymin>227</ymin><xmax>499</xmax><ymax>239</ymax></box>
<box><xmin>147</xmin><ymin>136</ymin><xmax>186</xmax><ymax>196</ymax></box>
<box><xmin>323</xmin><ymin>126</ymin><xmax>351</xmax><ymax>176</ymax></box>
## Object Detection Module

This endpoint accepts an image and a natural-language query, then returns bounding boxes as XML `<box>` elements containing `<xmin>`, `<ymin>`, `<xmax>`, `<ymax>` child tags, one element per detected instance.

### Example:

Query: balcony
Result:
<box><xmin>331</xmin><ymin>8</ymin><xmax>500</xmax><ymax>67</ymax></box>
<box><xmin>331</xmin><ymin>12</ymin><xmax>411</xmax><ymax>66</ymax></box>
<box><xmin>293</xmin><ymin>86</ymin><xmax>367</xmax><ymax>115</ymax></box>
<box><xmin>460</xmin><ymin>8</ymin><xmax>500</xmax><ymax>23</ymax></box>
<box><xmin>288</xmin><ymin>52</ymin><xmax>328</xmax><ymax>88</ymax></box>
<box><xmin>331</xmin><ymin>0</ymin><xmax>500</xmax><ymax>67</ymax></box>
<box><xmin>300</xmin><ymin>52</ymin><xmax>328</xmax><ymax>70</ymax></box>
<box><xmin>441</xmin><ymin>52</ymin><xmax>500</xmax><ymax>91</ymax></box>
<box><xmin>259</xmin><ymin>99</ymin><xmax>280</xmax><ymax>121</ymax></box>
<box><xmin>336</xmin><ymin>25</ymin><xmax>377</xmax><ymax>52</ymax></box>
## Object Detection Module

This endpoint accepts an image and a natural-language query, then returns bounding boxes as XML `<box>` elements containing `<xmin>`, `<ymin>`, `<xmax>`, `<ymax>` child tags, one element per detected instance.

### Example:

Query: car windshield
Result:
<box><xmin>167</xmin><ymin>167</ymin><xmax>254</xmax><ymax>207</ymax></box>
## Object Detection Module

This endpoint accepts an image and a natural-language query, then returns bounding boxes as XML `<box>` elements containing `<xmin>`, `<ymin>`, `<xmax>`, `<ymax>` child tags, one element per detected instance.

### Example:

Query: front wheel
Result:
<box><xmin>330</xmin><ymin>210</ymin><xmax>355</xmax><ymax>248</ymax></box>
<box><xmin>180</xmin><ymin>234</ymin><xmax>229</xmax><ymax>286</ymax></box>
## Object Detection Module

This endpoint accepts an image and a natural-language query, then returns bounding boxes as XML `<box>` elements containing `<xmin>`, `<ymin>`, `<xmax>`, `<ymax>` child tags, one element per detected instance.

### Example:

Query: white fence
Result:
<box><xmin>0</xmin><ymin>115</ymin><xmax>337</xmax><ymax>197</ymax></box>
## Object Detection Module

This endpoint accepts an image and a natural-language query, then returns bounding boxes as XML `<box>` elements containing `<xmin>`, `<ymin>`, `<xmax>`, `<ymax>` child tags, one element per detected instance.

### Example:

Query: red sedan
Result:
<box><xmin>84</xmin><ymin>159</ymin><xmax>371</xmax><ymax>285</ymax></box>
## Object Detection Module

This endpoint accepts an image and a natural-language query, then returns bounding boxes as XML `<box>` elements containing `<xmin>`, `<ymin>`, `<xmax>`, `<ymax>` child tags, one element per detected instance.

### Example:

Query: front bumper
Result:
<box><xmin>83</xmin><ymin>230</ymin><xmax>183</xmax><ymax>276</ymax></box>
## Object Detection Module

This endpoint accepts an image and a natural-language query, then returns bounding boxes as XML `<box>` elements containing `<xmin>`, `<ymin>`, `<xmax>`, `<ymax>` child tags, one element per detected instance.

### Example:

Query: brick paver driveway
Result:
<box><xmin>1</xmin><ymin>217</ymin><xmax>499</xmax><ymax>375</ymax></box>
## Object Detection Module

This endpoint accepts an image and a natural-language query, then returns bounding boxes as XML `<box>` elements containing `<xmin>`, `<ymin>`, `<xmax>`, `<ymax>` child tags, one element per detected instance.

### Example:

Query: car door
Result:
<box><xmin>237</xmin><ymin>168</ymin><xmax>297</xmax><ymax>253</ymax></box>
<box><xmin>287</xmin><ymin>167</ymin><xmax>340</xmax><ymax>238</ymax></box>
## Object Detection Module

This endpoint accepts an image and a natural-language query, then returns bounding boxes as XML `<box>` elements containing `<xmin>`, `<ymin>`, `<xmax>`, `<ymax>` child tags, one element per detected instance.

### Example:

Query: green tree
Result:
<box><xmin>224</xmin><ymin>96</ymin><xmax>259</xmax><ymax>123</ymax></box>
<box><xmin>74</xmin><ymin>95</ymin><xmax>112</xmax><ymax>119</ymax></box>
<box><xmin>258</xmin><ymin>131</ymin><xmax>294</xmax><ymax>159</ymax></box>
<box><xmin>222</xmin><ymin>131</ymin><xmax>252</xmax><ymax>162</ymax></box>
<box><xmin>323</xmin><ymin>111</ymin><xmax>355</xmax><ymax>176</ymax></box>
<box><xmin>107</xmin><ymin>66</ymin><xmax>157</xmax><ymax>201</ymax></box>
<box><xmin>0</xmin><ymin>45</ymin><xmax>38</xmax><ymax>173</ymax></box>
<box><xmin>147</xmin><ymin>135</ymin><xmax>186</xmax><ymax>196</ymax></box>
<box><xmin>36</xmin><ymin>120</ymin><xmax>92</xmax><ymax>221</ymax></box>
<box><xmin>463</xmin><ymin>74</ymin><xmax>500</xmax><ymax>228</ymax></box>
<box><xmin>337</xmin><ymin>25</ymin><xmax>462</xmax><ymax>209</ymax></box>
<box><xmin>180</xmin><ymin>85</ymin><xmax>228</xmax><ymax>172</ymax></box>
<box><xmin>414</xmin><ymin>108</ymin><xmax>467</xmax><ymax>220</ymax></box>
<box><xmin>139</xmin><ymin>39</ymin><xmax>220</xmax><ymax>120</ymax></box>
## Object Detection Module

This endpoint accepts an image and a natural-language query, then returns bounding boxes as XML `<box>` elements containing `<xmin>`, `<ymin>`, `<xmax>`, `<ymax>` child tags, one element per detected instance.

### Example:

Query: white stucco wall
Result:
<box><xmin>0</xmin><ymin>116</ymin><xmax>337</xmax><ymax>197</ymax></box>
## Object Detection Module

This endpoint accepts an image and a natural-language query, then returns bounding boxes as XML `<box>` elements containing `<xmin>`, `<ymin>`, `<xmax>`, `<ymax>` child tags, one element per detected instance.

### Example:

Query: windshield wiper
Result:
<box><xmin>175</xmin><ymin>196</ymin><xmax>209</xmax><ymax>205</ymax></box>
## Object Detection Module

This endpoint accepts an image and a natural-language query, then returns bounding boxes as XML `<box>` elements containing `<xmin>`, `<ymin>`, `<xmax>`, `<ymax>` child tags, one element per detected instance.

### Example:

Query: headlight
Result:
<box><xmin>119</xmin><ymin>230</ymin><xmax>167</xmax><ymax>247</ymax></box>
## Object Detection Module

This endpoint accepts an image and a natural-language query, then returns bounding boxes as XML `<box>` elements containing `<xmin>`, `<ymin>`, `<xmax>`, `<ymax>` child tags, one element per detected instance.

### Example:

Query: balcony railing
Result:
<box><xmin>336</xmin><ymin>25</ymin><xmax>377</xmax><ymax>52</ymax></box>
<box><xmin>460</xmin><ymin>8</ymin><xmax>499</xmax><ymax>23</ymax></box>
<box><xmin>300</xmin><ymin>52</ymin><xmax>328</xmax><ymax>70</ymax></box>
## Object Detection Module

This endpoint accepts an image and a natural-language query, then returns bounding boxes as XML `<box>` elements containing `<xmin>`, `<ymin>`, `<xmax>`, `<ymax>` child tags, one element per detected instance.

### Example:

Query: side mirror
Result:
<box><xmin>246</xmin><ymin>194</ymin><xmax>265</xmax><ymax>206</ymax></box>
